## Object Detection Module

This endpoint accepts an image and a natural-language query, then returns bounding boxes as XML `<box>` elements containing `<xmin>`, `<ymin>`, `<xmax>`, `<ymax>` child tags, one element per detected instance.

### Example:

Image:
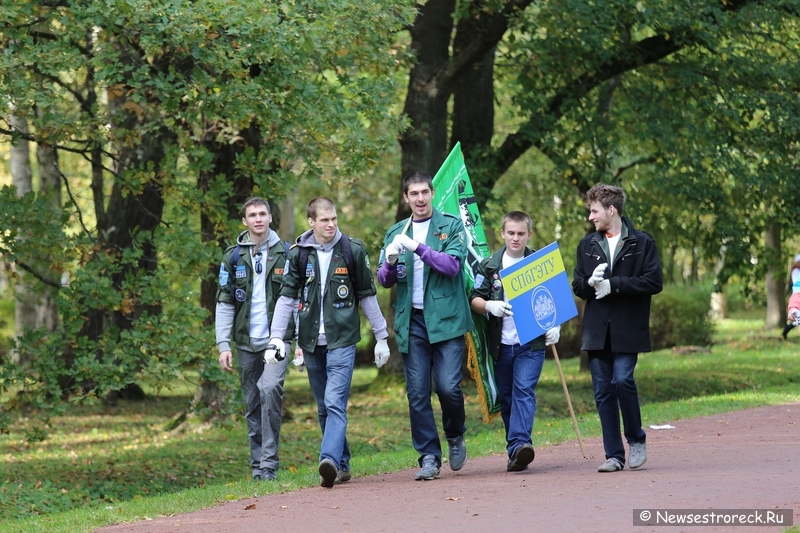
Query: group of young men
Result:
<box><xmin>215</xmin><ymin>176</ymin><xmax>663</xmax><ymax>487</ymax></box>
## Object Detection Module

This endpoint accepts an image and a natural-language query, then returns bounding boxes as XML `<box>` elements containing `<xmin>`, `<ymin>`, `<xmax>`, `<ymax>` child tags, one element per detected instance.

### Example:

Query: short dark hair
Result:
<box><xmin>586</xmin><ymin>183</ymin><xmax>625</xmax><ymax>215</ymax></box>
<box><xmin>242</xmin><ymin>197</ymin><xmax>269</xmax><ymax>217</ymax></box>
<box><xmin>502</xmin><ymin>211</ymin><xmax>532</xmax><ymax>232</ymax></box>
<box><xmin>306</xmin><ymin>196</ymin><xmax>336</xmax><ymax>219</ymax></box>
<box><xmin>403</xmin><ymin>171</ymin><xmax>434</xmax><ymax>194</ymax></box>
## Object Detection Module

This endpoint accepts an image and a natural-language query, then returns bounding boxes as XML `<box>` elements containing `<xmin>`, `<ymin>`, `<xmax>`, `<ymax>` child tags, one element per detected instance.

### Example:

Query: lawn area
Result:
<box><xmin>1</xmin><ymin>317</ymin><xmax>799</xmax><ymax>533</ymax></box>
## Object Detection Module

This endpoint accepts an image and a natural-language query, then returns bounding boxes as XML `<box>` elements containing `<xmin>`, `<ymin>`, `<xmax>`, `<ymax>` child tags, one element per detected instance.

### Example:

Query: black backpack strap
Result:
<box><xmin>297</xmin><ymin>246</ymin><xmax>311</xmax><ymax>288</ymax></box>
<box><xmin>230</xmin><ymin>245</ymin><xmax>242</xmax><ymax>268</ymax></box>
<box><xmin>339</xmin><ymin>234</ymin><xmax>359</xmax><ymax>304</ymax></box>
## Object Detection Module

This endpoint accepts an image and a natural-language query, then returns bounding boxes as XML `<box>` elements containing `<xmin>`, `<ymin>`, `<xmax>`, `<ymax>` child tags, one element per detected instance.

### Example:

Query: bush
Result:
<box><xmin>649</xmin><ymin>284</ymin><xmax>715</xmax><ymax>350</ymax></box>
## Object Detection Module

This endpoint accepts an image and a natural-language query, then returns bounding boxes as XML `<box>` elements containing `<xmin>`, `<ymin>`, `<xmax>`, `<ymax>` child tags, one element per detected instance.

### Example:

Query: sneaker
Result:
<box><xmin>629</xmin><ymin>441</ymin><xmax>647</xmax><ymax>469</ymax></box>
<box><xmin>597</xmin><ymin>457</ymin><xmax>624</xmax><ymax>472</ymax></box>
<box><xmin>415</xmin><ymin>454</ymin><xmax>440</xmax><ymax>481</ymax></box>
<box><xmin>334</xmin><ymin>468</ymin><xmax>352</xmax><ymax>485</ymax></box>
<box><xmin>447</xmin><ymin>434</ymin><xmax>467</xmax><ymax>471</ymax></box>
<box><xmin>319</xmin><ymin>458</ymin><xmax>338</xmax><ymax>488</ymax></box>
<box><xmin>507</xmin><ymin>444</ymin><xmax>535</xmax><ymax>472</ymax></box>
<box><xmin>254</xmin><ymin>469</ymin><xmax>277</xmax><ymax>481</ymax></box>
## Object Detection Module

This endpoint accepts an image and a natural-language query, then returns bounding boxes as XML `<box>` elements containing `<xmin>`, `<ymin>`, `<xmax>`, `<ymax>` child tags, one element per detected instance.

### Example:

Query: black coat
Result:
<box><xmin>572</xmin><ymin>216</ymin><xmax>663</xmax><ymax>353</ymax></box>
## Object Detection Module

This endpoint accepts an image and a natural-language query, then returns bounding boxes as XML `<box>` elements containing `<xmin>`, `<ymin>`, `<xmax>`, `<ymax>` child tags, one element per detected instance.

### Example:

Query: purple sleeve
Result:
<box><xmin>377</xmin><ymin>261</ymin><xmax>397</xmax><ymax>287</ymax></box>
<box><xmin>416</xmin><ymin>243</ymin><xmax>461</xmax><ymax>277</ymax></box>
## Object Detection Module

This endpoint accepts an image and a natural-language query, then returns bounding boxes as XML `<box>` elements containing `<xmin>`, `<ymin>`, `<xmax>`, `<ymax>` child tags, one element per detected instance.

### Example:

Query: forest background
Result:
<box><xmin>2</xmin><ymin>0</ymin><xmax>800</xmax><ymax>497</ymax></box>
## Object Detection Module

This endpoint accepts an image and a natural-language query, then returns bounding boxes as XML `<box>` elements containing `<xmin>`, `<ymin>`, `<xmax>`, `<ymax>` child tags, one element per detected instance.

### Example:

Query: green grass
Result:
<box><xmin>1</xmin><ymin>317</ymin><xmax>799</xmax><ymax>533</ymax></box>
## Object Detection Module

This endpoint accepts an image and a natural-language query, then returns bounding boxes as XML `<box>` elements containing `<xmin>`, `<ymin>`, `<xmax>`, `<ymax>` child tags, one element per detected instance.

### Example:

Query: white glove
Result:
<box><xmin>384</xmin><ymin>242</ymin><xmax>401</xmax><ymax>265</ymax></box>
<box><xmin>392</xmin><ymin>233</ymin><xmax>419</xmax><ymax>252</ymax></box>
<box><xmin>545</xmin><ymin>326</ymin><xmax>560</xmax><ymax>346</ymax></box>
<box><xmin>374</xmin><ymin>338</ymin><xmax>390</xmax><ymax>368</ymax></box>
<box><xmin>594</xmin><ymin>279</ymin><xmax>611</xmax><ymax>299</ymax></box>
<box><xmin>588</xmin><ymin>263</ymin><xmax>608</xmax><ymax>287</ymax></box>
<box><xmin>264</xmin><ymin>337</ymin><xmax>286</xmax><ymax>364</ymax></box>
<box><xmin>292</xmin><ymin>348</ymin><xmax>305</xmax><ymax>372</ymax></box>
<box><xmin>485</xmin><ymin>300</ymin><xmax>513</xmax><ymax>317</ymax></box>
<box><xmin>790</xmin><ymin>309</ymin><xmax>800</xmax><ymax>326</ymax></box>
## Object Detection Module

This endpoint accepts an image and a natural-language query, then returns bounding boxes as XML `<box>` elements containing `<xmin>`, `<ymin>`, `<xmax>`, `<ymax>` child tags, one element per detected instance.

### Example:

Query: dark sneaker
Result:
<box><xmin>255</xmin><ymin>469</ymin><xmax>277</xmax><ymax>481</ymax></box>
<box><xmin>319</xmin><ymin>458</ymin><xmax>338</xmax><ymax>488</ymax></box>
<box><xmin>507</xmin><ymin>444</ymin><xmax>535</xmax><ymax>472</ymax></box>
<box><xmin>334</xmin><ymin>468</ymin><xmax>352</xmax><ymax>485</ymax></box>
<box><xmin>447</xmin><ymin>434</ymin><xmax>467</xmax><ymax>471</ymax></box>
<box><xmin>415</xmin><ymin>454</ymin><xmax>440</xmax><ymax>481</ymax></box>
<box><xmin>628</xmin><ymin>441</ymin><xmax>647</xmax><ymax>469</ymax></box>
<box><xmin>597</xmin><ymin>457</ymin><xmax>624</xmax><ymax>472</ymax></box>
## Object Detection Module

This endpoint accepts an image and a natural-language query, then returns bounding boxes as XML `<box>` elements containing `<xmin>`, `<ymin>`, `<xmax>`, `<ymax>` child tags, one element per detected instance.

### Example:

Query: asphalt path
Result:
<box><xmin>97</xmin><ymin>403</ymin><xmax>800</xmax><ymax>533</ymax></box>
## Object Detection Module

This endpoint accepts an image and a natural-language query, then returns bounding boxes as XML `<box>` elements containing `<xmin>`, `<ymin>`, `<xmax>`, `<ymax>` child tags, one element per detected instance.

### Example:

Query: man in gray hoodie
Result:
<box><xmin>267</xmin><ymin>197</ymin><xmax>390</xmax><ymax>488</ymax></box>
<box><xmin>215</xmin><ymin>197</ymin><xmax>293</xmax><ymax>481</ymax></box>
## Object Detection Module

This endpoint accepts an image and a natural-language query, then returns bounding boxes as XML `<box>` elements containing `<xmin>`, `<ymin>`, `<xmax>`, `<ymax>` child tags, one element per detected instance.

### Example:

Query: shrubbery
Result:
<box><xmin>649</xmin><ymin>284</ymin><xmax>715</xmax><ymax>350</ymax></box>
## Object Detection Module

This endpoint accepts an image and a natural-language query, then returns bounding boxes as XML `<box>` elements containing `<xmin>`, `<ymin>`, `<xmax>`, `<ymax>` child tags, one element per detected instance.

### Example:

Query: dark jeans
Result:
<box><xmin>588</xmin><ymin>343</ymin><xmax>646</xmax><ymax>464</ymax></box>
<box><xmin>403</xmin><ymin>312</ymin><xmax>467</xmax><ymax>465</ymax></box>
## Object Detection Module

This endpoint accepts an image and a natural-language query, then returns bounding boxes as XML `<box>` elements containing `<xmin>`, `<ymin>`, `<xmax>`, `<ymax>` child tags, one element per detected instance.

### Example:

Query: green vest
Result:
<box><xmin>216</xmin><ymin>238</ymin><xmax>293</xmax><ymax>347</ymax></box>
<box><xmin>280</xmin><ymin>237</ymin><xmax>377</xmax><ymax>352</ymax></box>
<box><xmin>382</xmin><ymin>209</ymin><xmax>473</xmax><ymax>353</ymax></box>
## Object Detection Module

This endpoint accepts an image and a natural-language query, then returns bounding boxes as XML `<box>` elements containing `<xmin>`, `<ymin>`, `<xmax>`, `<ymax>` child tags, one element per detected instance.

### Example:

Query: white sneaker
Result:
<box><xmin>629</xmin><ymin>441</ymin><xmax>647</xmax><ymax>469</ymax></box>
<box><xmin>597</xmin><ymin>457</ymin><xmax>624</xmax><ymax>472</ymax></box>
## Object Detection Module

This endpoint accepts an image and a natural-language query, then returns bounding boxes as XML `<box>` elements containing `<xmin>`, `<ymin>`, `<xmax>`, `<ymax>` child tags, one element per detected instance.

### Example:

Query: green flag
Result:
<box><xmin>432</xmin><ymin>143</ymin><xmax>500</xmax><ymax>421</ymax></box>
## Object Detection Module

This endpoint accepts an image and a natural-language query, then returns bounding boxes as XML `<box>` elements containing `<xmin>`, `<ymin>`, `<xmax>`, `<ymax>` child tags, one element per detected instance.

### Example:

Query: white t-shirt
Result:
<box><xmin>317</xmin><ymin>247</ymin><xmax>334</xmax><ymax>342</ymax></box>
<box><xmin>607</xmin><ymin>233</ymin><xmax>621</xmax><ymax>271</ymax></box>
<box><xmin>411</xmin><ymin>219</ymin><xmax>431</xmax><ymax>309</ymax></box>
<box><xmin>500</xmin><ymin>252</ymin><xmax>525</xmax><ymax>345</ymax></box>
<box><xmin>249</xmin><ymin>248</ymin><xmax>270</xmax><ymax>340</ymax></box>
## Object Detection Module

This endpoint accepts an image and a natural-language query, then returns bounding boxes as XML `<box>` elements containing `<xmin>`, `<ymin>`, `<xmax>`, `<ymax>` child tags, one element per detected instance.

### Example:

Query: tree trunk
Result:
<box><xmin>764</xmin><ymin>220</ymin><xmax>784</xmax><ymax>329</ymax></box>
<box><xmin>397</xmin><ymin>0</ymin><xmax>457</xmax><ymax>222</ymax></box>
<box><xmin>10</xmin><ymin>112</ymin><xmax>33</xmax><ymax>364</ymax></box>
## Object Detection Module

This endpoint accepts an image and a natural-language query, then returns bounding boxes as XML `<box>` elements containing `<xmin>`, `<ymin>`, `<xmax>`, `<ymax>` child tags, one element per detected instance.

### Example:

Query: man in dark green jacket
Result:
<box><xmin>469</xmin><ymin>211</ymin><xmax>560</xmax><ymax>473</ymax></box>
<box><xmin>377</xmin><ymin>171</ymin><xmax>472</xmax><ymax>481</ymax></box>
<box><xmin>267</xmin><ymin>197</ymin><xmax>390</xmax><ymax>488</ymax></box>
<box><xmin>215</xmin><ymin>197</ymin><xmax>293</xmax><ymax>482</ymax></box>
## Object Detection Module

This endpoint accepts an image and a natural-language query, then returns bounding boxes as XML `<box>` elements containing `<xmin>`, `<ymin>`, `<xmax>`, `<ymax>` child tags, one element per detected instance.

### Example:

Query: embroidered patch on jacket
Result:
<box><xmin>439</xmin><ymin>233</ymin><xmax>447</xmax><ymax>240</ymax></box>
<box><xmin>474</xmin><ymin>274</ymin><xmax>485</xmax><ymax>288</ymax></box>
<box><xmin>335</xmin><ymin>267</ymin><xmax>348</xmax><ymax>275</ymax></box>
<box><xmin>235</xmin><ymin>288</ymin><xmax>246</xmax><ymax>302</ymax></box>
<box><xmin>274</xmin><ymin>268</ymin><xmax>284</xmax><ymax>275</ymax></box>
<box><xmin>218</xmin><ymin>264</ymin><xmax>229</xmax><ymax>285</ymax></box>
<box><xmin>397</xmin><ymin>264</ymin><xmax>407</xmax><ymax>278</ymax></box>
<box><xmin>337</xmin><ymin>285</ymin><xmax>349</xmax><ymax>298</ymax></box>
<box><xmin>235</xmin><ymin>265</ymin><xmax>246</xmax><ymax>279</ymax></box>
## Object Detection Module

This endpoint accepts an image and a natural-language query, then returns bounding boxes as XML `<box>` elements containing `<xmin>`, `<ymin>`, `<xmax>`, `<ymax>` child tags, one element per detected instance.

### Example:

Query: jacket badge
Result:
<box><xmin>337</xmin><ymin>285</ymin><xmax>350</xmax><ymax>298</ymax></box>
<box><xmin>397</xmin><ymin>264</ymin><xmax>407</xmax><ymax>279</ymax></box>
<box><xmin>236</xmin><ymin>265</ymin><xmax>247</xmax><ymax>279</ymax></box>
<box><xmin>235</xmin><ymin>288</ymin><xmax>246</xmax><ymax>302</ymax></box>
<box><xmin>335</xmin><ymin>267</ymin><xmax>348</xmax><ymax>275</ymax></box>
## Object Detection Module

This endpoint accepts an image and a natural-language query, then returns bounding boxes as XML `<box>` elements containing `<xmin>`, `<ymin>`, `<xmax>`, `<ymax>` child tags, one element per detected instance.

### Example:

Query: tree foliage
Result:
<box><xmin>0</xmin><ymin>0</ymin><xmax>412</xmax><ymax>425</ymax></box>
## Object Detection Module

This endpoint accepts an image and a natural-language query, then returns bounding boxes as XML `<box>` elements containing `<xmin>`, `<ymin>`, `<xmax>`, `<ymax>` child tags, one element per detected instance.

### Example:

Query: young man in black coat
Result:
<box><xmin>572</xmin><ymin>184</ymin><xmax>663</xmax><ymax>473</ymax></box>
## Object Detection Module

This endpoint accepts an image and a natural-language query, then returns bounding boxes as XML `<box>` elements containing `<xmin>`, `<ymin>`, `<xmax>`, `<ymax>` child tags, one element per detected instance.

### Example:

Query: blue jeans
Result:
<box><xmin>237</xmin><ymin>345</ymin><xmax>288</xmax><ymax>476</ymax></box>
<box><xmin>403</xmin><ymin>312</ymin><xmax>466</xmax><ymax>465</ymax></box>
<box><xmin>302</xmin><ymin>344</ymin><xmax>355</xmax><ymax>471</ymax></box>
<box><xmin>495</xmin><ymin>343</ymin><xmax>545</xmax><ymax>456</ymax></box>
<box><xmin>588</xmin><ymin>349</ymin><xmax>646</xmax><ymax>464</ymax></box>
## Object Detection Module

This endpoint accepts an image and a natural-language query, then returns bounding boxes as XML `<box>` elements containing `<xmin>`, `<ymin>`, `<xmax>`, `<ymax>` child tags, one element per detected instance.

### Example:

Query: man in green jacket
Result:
<box><xmin>377</xmin><ymin>171</ymin><xmax>472</xmax><ymax>481</ymax></box>
<box><xmin>267</xmin><ymin>197</ymin><xmax>390</xmax><ymax>488</ymax></box>
<box><xmin>215</xmin><ymin>197</ymin><xmax>293</xmax><ymax>482</ymax></box>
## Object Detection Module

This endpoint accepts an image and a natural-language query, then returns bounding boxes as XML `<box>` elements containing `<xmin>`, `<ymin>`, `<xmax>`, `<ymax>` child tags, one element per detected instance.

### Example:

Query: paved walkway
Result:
<box><xmin>97</xmin><ymin>404</ymin><xmax>799</xmax><ymax>533</ymax></box>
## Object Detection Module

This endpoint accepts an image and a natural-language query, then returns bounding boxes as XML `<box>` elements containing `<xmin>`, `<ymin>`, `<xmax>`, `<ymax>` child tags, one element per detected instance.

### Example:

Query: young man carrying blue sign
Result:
<box><xmin>469</xmin><ymin>211</ymin><xmax>561</xmax><ymax>472</ymax></box>
<box><xmin>572</xmin><ymin>184</ymin><xmax>662</xmax><ymax>473</ymax></box>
